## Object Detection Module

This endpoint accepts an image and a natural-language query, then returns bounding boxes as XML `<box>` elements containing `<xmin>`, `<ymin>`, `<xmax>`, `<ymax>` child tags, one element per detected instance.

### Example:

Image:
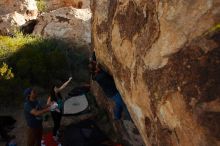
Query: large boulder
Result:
<box><xmin>33</xmin><ymin>7</ymin><xmax>91</xmax><ymax>47</ymax></box>
<box><xmin>0</xmin><ymin>12</ymin><xmax>26</xmax><ymax>35</ymax></box>
<box><xmin>45</xmin><ymin>0</ymin><xmax>90</xmax><ymax>11</ymax></box>
<box><xmin>92</xmin><ymin>0</ymin><xmax>220</xmax><ymax>146</ymax></box>
<box><xmin>0</xmin><ymin>0</ymin><xmax>37</xmax><ymax>15</ymax></box>
<box><xmin>0</xmin><ymin>0</ymin><xmax>38</xmax><ymax>35</ymax></box>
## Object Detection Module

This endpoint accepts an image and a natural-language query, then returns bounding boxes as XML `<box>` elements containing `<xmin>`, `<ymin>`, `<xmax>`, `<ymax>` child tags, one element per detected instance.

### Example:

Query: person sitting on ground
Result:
<box><xmin>47</xmin><ymin>77</ymin><xmax>72</xmax><ymax>141</ymax></box>
<box><xmin>24</xmin><ymin>87</ymin><xmax>51</xmax><ymax>146</ymax></box>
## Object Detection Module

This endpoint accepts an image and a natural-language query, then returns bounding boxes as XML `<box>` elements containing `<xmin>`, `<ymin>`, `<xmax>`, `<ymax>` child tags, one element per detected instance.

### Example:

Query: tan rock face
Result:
<box><xmin>45</xmin><ymin>0</ymin><xmax>90</xmax><ymax>11</ymax></box>
<box><xmin>0</xmin><ymin>0</ymin><xmax>21</xmax><ymax>15</ymax></box>
<box><xmin>33</xmin><ymin>7</ymin><xmax>91</xmax><ymax>47</ymax></box>
<box><xmin>92</xmin><ymin>0</ymin><xmax>220</xmax><ymax>146</ymax></box>
<box><xmin>0</xmin><ymin>0</ymin><xmax>38</xmax><ymax>18</ymax></box>
<box><xmin>0</xmin><ymin>12</ymin><xmax>26</xmax><ymax>35</ymax></box>
<box><xmin>0</xmin><ymin>0</ymin><xmax>38</xmax><ymax>35</ymax></box>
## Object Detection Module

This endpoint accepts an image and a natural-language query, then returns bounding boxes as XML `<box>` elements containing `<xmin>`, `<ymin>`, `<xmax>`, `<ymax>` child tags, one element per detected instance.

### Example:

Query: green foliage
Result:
<box><xmin>202</xmin><ymin>23</ymin><xmax>220</xmax><ymax>38</ymax></box>
<box><xmin>0</xmin><ymin>62</ymin><xmax>14</xmax><ymax>80</ymax></box>
<box><xmin>208</xmin><ymin>24</ymin><xmax>220</xmax><ymax>33</ymax></box>
<box><xmin>0</xmin><ymin>32</ymin><xmax>90</xmax><ymax>107</ymax></box>
<box><xmin>67</xmin><ymin>47</ymin><xmax>90</xmax><ymax>83</ymax></box>
<box><xmin>36</xmin><ymin>0</ymin><xmax>46</xmax><ymax>12</ymax></box>
<box><xmin>0</xmin><ymin>32</ymin><xmax>36</xmax><ymax>59</ymax></box>
<box><xmin>0</xmin><ymin>78</ymin><xmax>30</xmax><ymax>106</ymax></box>
<box><xmin>7</xmin><ymin>38</ymin><xmax>69</xmax><ymax>87</ymax></box>
<box><xmin>0</xmin><ymin>33</ymin><xmax>70</xmax><ymax>106</ymax></box>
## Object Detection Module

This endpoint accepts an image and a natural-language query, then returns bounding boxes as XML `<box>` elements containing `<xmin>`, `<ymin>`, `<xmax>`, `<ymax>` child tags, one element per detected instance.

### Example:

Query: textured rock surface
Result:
<box><xmin>45</xmin><ymin>0</ymin><xmax>90</xmax><ymax>11</ymax></box>
<box><xmin>0</xmin><ymin>0</ymin><xmax>38</xmax><ymax>35</ymax></box>
<box><xmin>92</xmin><ymin>0</ymin><xmax>220</xmax><ymax>146</ymax></box>
<box><xmin>33</xmin><ymin>7</ymin><xmax>91</xmax><ymax>47</ymax></box>
<box><xmin>0</xmin><ymin>12</ymin><xmax>26</xmax><ymax>35</ymax></box>
<box><xmin>0</xmin><ymin>0</ymin><xmax>37</xmax><ymax>16</ymax></box>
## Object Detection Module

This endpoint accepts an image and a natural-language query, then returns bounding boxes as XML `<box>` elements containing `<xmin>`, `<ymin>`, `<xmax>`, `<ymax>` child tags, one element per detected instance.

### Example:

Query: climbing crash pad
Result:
<box><xmin>63</xmin><ymin>94</ymin><xmax>88</xmax><ymax>115</ymax></box>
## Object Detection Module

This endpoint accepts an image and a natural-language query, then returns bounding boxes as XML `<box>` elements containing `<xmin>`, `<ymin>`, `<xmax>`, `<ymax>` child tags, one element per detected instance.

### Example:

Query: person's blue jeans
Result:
<box><xmin>112</xmin><ymin>93</ymin><xmax>123</xmax><ymax>120</ymax></box>
<box><xmin>112</xmin><ymin>93</ymin><xmax>131</xmax><ymax>120</ymax></box>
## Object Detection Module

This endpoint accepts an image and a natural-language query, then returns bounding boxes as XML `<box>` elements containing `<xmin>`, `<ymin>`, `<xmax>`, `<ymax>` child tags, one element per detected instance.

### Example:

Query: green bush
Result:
<box><xmin>0</xmin><ymin>33</ymin><xmax>90</xmax><ymax>106</ymax></box>
<box><xmin>7</xmin><ymin>38</ymin><xmax>70</xmax><ymax>87</ymax></box>
<box><xmin>0</xmin><ymin>78</ymin><xmax>30</xmax><ymax>106</ymax></box>
<box><xmin>0</xmin><ymin>62</ymin><xmax>14</xmax><ymax>80</ymax></box>
<box><xmin>36</xmin><ymin>0</ymin><xmax>46</xmax><ymax>12</ymax></box>
<box><xmin>0</xmin><ymin>34</ymin><xmax>70</xmax><ymax>105</ymax></box>
<box><xmin>67</xmin><ymin>47</ymin><xmax>90</xmax><ymax>83</ymax></box>
<box><xmin>0</xmin><ymin>32</ymin><xmax>36</xmax><ymax>59</ymax></box>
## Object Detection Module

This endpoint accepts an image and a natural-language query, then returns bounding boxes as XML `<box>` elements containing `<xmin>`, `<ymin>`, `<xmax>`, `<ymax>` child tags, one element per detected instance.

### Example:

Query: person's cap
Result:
<box><xmin>23</xmin><ymin>88</ymin><xmax>32</xmax><ymax>98</ymax></box>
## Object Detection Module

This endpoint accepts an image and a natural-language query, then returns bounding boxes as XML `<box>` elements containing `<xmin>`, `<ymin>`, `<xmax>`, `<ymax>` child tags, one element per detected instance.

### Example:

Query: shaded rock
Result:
<box><xmin>20</xmin><ymin>20</ymin><xmax>38</xmax><ymax>35</ymax></box>
<box><xmin>91</xmin><ymin>0</ymin><xmax>220</xmax><ymax>146</ymax></box>
<box><xmin>33</xmin><ymin>7</ymin><xmax>91</xmax><ymax>47</ymax></box>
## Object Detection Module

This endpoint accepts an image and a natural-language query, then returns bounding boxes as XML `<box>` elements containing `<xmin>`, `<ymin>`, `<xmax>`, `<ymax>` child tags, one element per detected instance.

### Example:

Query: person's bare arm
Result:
<box><xmin>30</xmin><ymin>107</ymin><xmax>50</xmax><ymax>116</ymax></box>
<box><xmin>47</xmin><ymin>96</ymin><xmax>51</xmax><ymax>105</ymax></box>
<box><xmin>42</xmin><ymin>104</ymin><xmax>51</xmax><ymax>109</ymax></box>
<box><xmin>55</xmin><ymin>77</ymin><xmax>72</xmax><ymax>93</ymax></box>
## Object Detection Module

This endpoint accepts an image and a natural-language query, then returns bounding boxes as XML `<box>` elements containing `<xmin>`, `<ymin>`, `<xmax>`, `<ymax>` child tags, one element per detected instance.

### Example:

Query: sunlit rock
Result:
<box><xmin>33</xmin><ymin>7</ymin><xmax>91</xmax><ymax>47</ymax></box>
<box><xmin>92</xmin><ymin>0</ymin><xmax>220</xmax><ymax>145</ymax></box>
<box><xmin>0</xmin><ymin>0</ymin><xmax>38</xmax><ymax>35</ymax></box>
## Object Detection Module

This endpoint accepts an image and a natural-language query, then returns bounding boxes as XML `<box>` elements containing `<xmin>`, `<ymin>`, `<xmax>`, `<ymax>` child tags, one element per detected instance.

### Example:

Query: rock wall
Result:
<box><xmin>91</xmin><ymin>0</ymin><xmax>220</xmax><ymax>146</ymax></box>
<box><xmin>45</xmin><ymin>0</ymin><xmax>90</xmax><ymax>11</ymax></box>
<box><xmin>33</xmin><ymin>7</ymin><xmax>91</xmax><ymax>47</ymax></box>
